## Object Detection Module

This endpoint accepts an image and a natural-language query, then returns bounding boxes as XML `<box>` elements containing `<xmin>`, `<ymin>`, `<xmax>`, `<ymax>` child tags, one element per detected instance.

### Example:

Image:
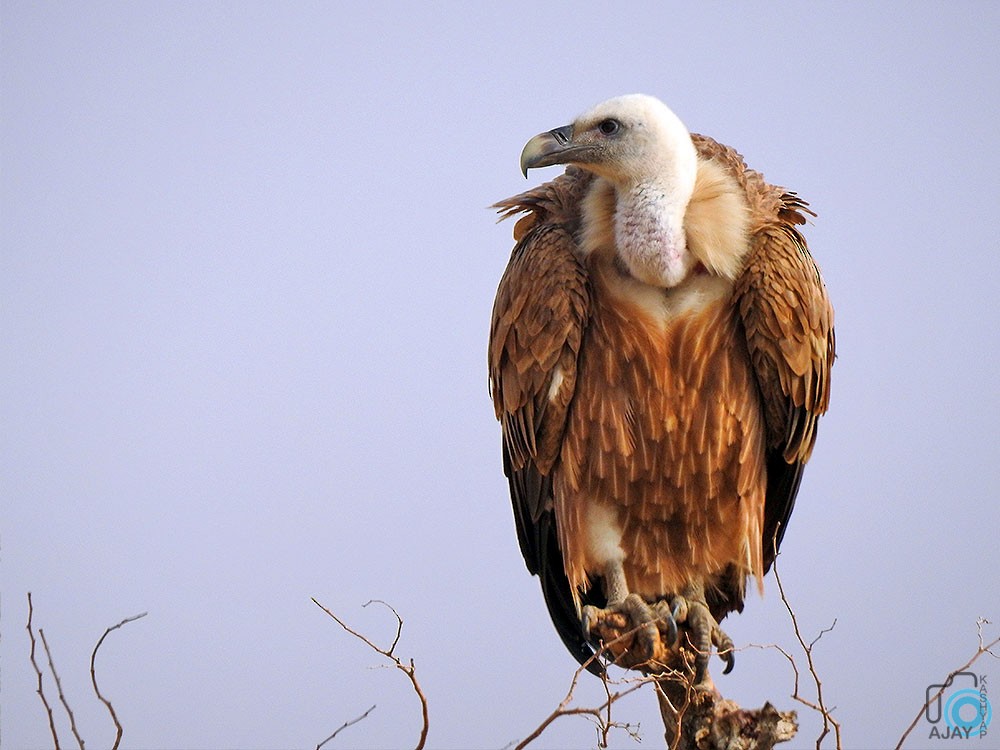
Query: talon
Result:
<box><xmin>721</xmin><ymin>650</ymin><xmax>735</xmax><ymax>675</ymax></box>
<box><xmin>713</xmin><ymin>625</ymin><xmax>736</xmax><ymax>674</ymax></box>
<box><xmin>581</xmin><ymin>605</ymin><xmax>595</xmax><ymax>639</ymax></box>
<box><xmin>664</xmin><ymin>607</ymin><xmax>678</xmax><ymax>646</ymax></box>
<box><xmin>669</xmin><ymin>596</ymin><xmax>689</xmax><ymax>624</ymax></box>
<box><xmin>651</xmin><ymin>600</ymin><xmax>679</xmax><ymax>647</ymax></box>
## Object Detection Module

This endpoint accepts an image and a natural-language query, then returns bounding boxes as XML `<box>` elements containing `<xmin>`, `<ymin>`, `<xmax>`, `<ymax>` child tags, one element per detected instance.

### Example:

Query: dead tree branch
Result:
<box><xmin>895</xmin><ymin>617</ymin><xmax>999</xmax><ymax>750</ymax></box>
<box><xmin>316</xmin><ymin>704</ymin><xmax>377</xmax><ymax>750</ymax></box>
<box><xmin>312</xmin><ymin>598</ymin><xmax>428</xmax><ymax>750</ymax></box>
<box><xmin>772</xmin><ymin>552</ymin><xmax>842</xmax><ymax>750</ymax></box>
<box><xmin>26</xmin><ymin>594</ymin><xmax>147</xmax><ymax>750</ymax></box>
<box><xmin>514</xmin><ymin>641</ymin><xmax>651</xmax><ymax>749</ymax></box>
<box><xmin>26</xmin><ymin>593</ymin><xmax>61</xmax><ymax>750</ymax></box>
<box><xmin>740</xmin><ymin>640</ymin><xmax>835</xmax><ymax>742</ymax></box>
<box><xmin>654</xmin><ymin>655</ymin><xmax>698</xmax><ymax>750</ymax></box>
<box><xmin>90</xmin><ymin>611</ymin><xmax>148</xmax><ymax>750</ymax></box>
<box><xmin>38</xmin><ymin>627</ymin><xmax>85</xmax><ymax>749</ymax></box>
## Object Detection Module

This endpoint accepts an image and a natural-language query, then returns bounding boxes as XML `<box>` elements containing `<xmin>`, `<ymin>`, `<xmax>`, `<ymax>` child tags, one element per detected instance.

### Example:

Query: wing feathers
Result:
<box><xmin>734</xmin><ymin>205</ymin><xmax>834</xmax><ymax>569</ymax></box>
<box><xmin>490</xmin><ymin>187</ymin><xmax>602</xmax><ymax>673</ymax></box>
<box><xmin>736</xmin><ymin>223</ymin><xmax>834</xmax><ymax>463</ymax></box>
<box><xmin>490</xmin><ymin>223</ymin><xmax>589</xmax><ymax>474</ymax></box>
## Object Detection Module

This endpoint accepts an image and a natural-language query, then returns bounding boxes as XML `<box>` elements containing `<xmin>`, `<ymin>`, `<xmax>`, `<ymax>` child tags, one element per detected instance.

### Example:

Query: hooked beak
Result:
<box><xmin>518</xmin><ymin>125</ymin><xmax>582</xmax><ymax>177</ymax></box>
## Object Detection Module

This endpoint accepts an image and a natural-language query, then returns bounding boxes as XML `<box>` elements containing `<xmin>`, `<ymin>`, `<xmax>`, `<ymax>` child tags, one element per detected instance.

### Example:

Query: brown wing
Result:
<box><xmin>489</xmin><ymin>176</ymin><xmax>602</xmax><ymax>671</ymax></box>
<box><xmin>735</xmin><ymin>200</ymin><xmax>835</xmax><ymax>569</ymax></box>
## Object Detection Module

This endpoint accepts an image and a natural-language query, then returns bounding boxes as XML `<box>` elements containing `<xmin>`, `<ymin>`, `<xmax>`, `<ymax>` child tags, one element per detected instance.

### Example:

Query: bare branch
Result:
<box><xmin>364</xmin><ymin>599</ymin><xmax>403</xmax><ymax>656</ymax></box>
<box><xmin>316</xmin><ymin>704</ymin><xmax>376</xmax><ymax>750</ymax></box>
<box><xmin>809</xmin><ymin>619</ymin><xmax>838</xmax><ymax>650</ymax></box>
<box><xmin>404</xmin><ymin>656</ymin><xmax>430</xmax><ymax>750</ymax></box>
<box><xmin>657</xmin><ymin>658</ymin><xmax>697</xmax><ymax>750</ymax></box>
<box><xmin>90</xmin><ymin>611</ymin><xmax>148</xmax><ymax>750</ymax></box>
<box><xmin>977</xmin><ymin>617</ymin><xmax>998</xmax><ymax>657</ymax></box>
<box><xmin>38</xmin><ymin>628</ymin><xmax>85</xmax><ymax>749</ymax></box>
<box><xmin>514</xmin><ymin>628</ymin><xmax>657</xmax><ymax>749</ymax></box>
<box><xmin>312</xmin><ymin>598</ymin><xmax>428</xmax><ymax>750</ymax></box>
<box><xmin>515</xmin><ymin>676</ymin><xmax>649</xmax><ymax>749</ymax></box>
<box><xmin>742</xmin><ymin>640</ymin><xmax>842</xmax><ymax>740</ymax></box>
<box><xmin>26</xmin><ymin>593</ymin><xmax>61</xmax><ymax>750</ymax></box>
<box><xmin>895</xmin><ymin>618</ymin><xmax>999</xmax><ymax>750</ymax></box>
<box><xmin>772</xmin><ymin>539</ymin><xmax>842</xmax><ymax>750</ymax></box>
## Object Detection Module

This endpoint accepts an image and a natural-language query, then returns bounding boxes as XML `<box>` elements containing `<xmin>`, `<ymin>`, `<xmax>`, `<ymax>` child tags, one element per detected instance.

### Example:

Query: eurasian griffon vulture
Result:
<box><xmin>489</xmin><ymin>94</ymin><xmax>834</xmax><ymax>683</ymax></box>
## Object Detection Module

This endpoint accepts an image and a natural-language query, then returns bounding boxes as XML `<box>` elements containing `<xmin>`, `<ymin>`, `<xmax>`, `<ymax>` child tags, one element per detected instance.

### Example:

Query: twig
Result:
<box><xmin>656</xmin><ymin>658</ymin><xmax>697</xmax><ymax>750</ymax></box>
<box><xmin>772</xmin><ymin>542</ymin><xmax>841</xmax><ymax>750</ymax></box>
<box><xmin>90</xmin><ymin>611</ymin><xmax>148</xmax><ymax>750</ymax></box>
<box><xmin>515</xmin><ymin>673</ymin><xmax>649</xmax><ymax>749</ymax></box>
<box><xmin>316</xmin><ymin>704</ymin><xmax>377</xmax><ymax>749</ymax></box>
<box><xmin>595</xmin><ymin>654</ymin><xmax>644</xmax><ymax>746</ymax></box>
<box><xmin>514</xmin><ymin>629</ymin><xmax>656</xmax><ymax>749</ymax></box>
<box><xmin>312</xmin><ymin>598</ymin><xmax>428</xmax><ymax>750</ymax></box>
<box><xmin>26</xmin><ymin>593</ymin><xmax>61</xmax><ymax>750</ymax></box>
<box><xmin>38</xmin><ymin>628</ymin><xmax>85</xmax><ymax>749</ymax></box>
<box><xmin>742</xmin><ymin>641</ymin><xmax>838</xmax><ymax>737</ymax></box>
<box><xmin>895</xmin><ymin>618</ymin><xmax>999</xmax><ymax>750</ymax></box>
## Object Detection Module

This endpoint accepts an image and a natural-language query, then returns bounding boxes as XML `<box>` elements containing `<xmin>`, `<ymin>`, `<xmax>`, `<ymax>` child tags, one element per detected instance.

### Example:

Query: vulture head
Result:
<box><xmin>520</xmin><ymin>94</ymin><xmax>707</xmax><ymax>288</ymax></box>
<box><xmin>519</xmin><ymin>94</ymin><xmax>697</xmax><ymax>196</ymax></box>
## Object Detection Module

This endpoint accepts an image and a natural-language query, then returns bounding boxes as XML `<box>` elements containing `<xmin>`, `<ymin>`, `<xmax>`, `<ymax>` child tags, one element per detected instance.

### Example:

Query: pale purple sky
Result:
<box><xmin>3</xmin><ymin>3</ymin><xmax>999</xmax><ymax>748</ymax></box>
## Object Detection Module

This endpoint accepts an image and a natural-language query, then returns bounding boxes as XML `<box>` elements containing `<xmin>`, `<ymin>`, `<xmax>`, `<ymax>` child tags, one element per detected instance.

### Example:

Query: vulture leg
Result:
<box><xmin>668</xmin><ymin>583</ymin><xmax>736</xmax><ymax>685</ymax></box>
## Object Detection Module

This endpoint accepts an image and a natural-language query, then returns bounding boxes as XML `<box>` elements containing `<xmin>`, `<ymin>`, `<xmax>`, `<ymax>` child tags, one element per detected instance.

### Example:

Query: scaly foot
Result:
<box><xmin>666</xmin><ymin>588</ymin><xmax>735</xmax><ymax>685</ymax></box>
<box><xmin>581</xmin><ymin>593</ymin><xmax>667</xmax><ymax>669</ymax></box>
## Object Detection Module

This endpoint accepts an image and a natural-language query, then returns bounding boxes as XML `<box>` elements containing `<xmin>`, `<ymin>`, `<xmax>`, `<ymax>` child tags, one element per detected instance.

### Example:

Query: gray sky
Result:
<box><xmin>3</xmin><ymin>2</ymin><xmax>999</xmax><ymax>748</ymax></box>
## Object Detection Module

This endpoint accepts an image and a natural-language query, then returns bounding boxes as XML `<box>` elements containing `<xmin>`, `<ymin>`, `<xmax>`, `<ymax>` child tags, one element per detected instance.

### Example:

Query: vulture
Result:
<box><xmin>488</xmin><ymin>94</ymin><xmax>834</xmax><ymax>683</ymax></box>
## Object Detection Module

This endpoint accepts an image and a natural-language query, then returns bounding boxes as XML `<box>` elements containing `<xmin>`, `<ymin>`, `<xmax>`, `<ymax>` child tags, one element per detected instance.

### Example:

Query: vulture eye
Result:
<box><xmin>598</xmin><ymin>118</ymin><xmax>621</xmax><ymax>135</ymax></box>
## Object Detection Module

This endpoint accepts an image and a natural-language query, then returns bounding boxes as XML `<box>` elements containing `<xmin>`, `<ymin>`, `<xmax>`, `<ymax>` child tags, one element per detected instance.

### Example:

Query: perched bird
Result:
<box><xmin>489</xmin><ymin>95</ymin><xmax>834</xmax><ymax>683</ymax></box>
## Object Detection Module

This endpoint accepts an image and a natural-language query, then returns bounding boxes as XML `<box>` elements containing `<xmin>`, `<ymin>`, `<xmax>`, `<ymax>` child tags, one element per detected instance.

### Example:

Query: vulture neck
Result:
<box><xmin>613</xmin><ymin>176</ymin><xmax>696</xmax><ymax>289</ymax></box>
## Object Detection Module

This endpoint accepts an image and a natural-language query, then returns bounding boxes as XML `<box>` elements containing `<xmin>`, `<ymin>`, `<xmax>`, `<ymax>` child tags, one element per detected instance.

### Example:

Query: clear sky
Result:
<box><xmin>3</xmin><ymin>2</ymin><xmax>999</xmax><ymax>748</ymax></box>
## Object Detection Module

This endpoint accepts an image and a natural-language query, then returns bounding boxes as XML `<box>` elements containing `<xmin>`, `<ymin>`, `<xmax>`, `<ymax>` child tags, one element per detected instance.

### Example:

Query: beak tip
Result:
<box><xmin>518</xmin><ymin>126</ymin><xmax>573</xmax><ymax>179</ymax></box>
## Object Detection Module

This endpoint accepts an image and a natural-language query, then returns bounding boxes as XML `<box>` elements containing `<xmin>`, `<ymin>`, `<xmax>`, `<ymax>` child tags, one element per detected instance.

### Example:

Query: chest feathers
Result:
<box><xmin>553</xmin><ymin>157</ymin><xmax>766</xmax><ymax>603</ymax></box>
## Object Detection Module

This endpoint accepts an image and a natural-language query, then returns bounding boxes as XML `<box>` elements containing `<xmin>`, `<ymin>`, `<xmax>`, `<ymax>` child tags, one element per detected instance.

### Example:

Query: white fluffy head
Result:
<box><xmin>569</xmin><ymin>94</ymin><xmax>697</xmax><ymax>194</ymax></box>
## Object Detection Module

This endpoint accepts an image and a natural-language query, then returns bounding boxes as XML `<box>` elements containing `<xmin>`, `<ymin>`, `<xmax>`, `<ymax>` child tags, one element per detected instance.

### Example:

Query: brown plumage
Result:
<box><xmin>489</xmin><ymin>95</ymin><xmax>834</xmax><ymax>676</ymax></box>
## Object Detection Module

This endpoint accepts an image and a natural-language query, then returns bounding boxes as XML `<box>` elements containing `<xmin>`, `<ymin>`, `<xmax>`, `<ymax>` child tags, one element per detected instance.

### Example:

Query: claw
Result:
<box><xmin>669</xmin><ymin>596</ymin><xmax>689</xmax><ymax>623</ymax></box>
<box><xmin>580</xmin><ymin>605</ymin><xmax>599</xmax><ymax>640</ymax></box>
<box><xmin>721</xmin><ymin>651</ymin><xmax>736</xmax><ymax>675</ymax></box>
<box><xmin>669</xmin><ymin>599</ymin><xmax>685</xmax><ymax>646</ymax></box>
<box><xmin>665</xmin><ymin>605</ymin><xmax>679</xmax><ymax>646</ymax></box>
<box><xmin>713</xmin><ymin>625</ymin><xmax>736</xmax><ymax>674</ymax></box>
<box><xmin>650</xmin><ymin>600</ymin><xmax>679</xmax><ymax>647</ymax></box>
